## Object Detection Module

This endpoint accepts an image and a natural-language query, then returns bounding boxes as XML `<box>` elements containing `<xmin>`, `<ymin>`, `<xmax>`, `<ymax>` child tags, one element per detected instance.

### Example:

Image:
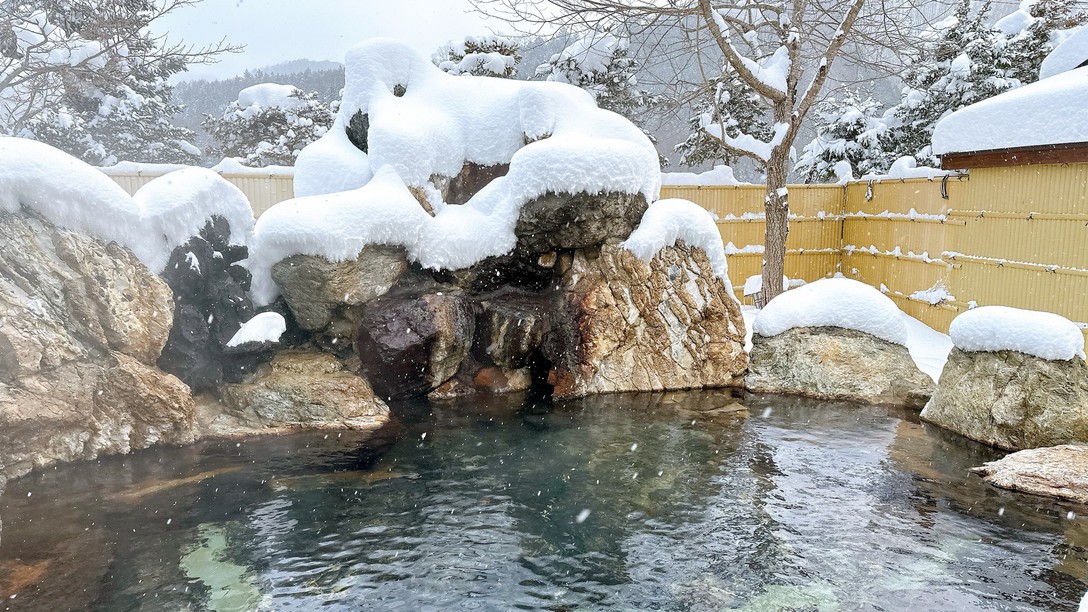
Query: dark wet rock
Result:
<box><xmin>271</xmin><ymin>246</ymin><xmax>408</xmax><ymax>343</ymax></box>
<box><xmin>747</xmin><ymin>327</ymin><xmax>935</xmax><ymax>408</ymax></box>
<box><xmin>475</xmin><ymin>292</ymin><xmax>548</xmax><ymax>369</ymax></box>
<box><xmin>921</xmin><ymin>348</ymin><xmax>1088</xmax><ymax>450</ymax></box>
<box><xmin>214</xmin><ymin>350</ymin><xmax>390</xmax><ymax>434</ymax></box>
<box><xmin>972</xmin><ymin>444</ymin><xmax>1088</xmax><ymax>503</ymax></box>
<box><xmin>346</xmin><ymin>111</ymin><xmax>369</xmax><ymax>153</ymax></box>
<box><xmin>158</xmin><ymin>216</ymin><xmax>262</xmax><ymax>391</ymax></box>
<box><xmin>445</xmin><ymin>162</ymin><xmax>509</xmax><ymax>205</ymax></box>
<box><xmin>356</xmin><ymin>291</ymin><xmax>475</xmax><ymax>398</ymax></box>
<box><xmin>543</xmin><ymin>240</ymin><xmax>746</xmax><ymax>398</ymax></box>
<box><xmin>440</xmin><ymin>251</ymin><xmax>556</xmax><ymax>294</ymax></box>
<box><xmin>514</xmin><ymin>191</ymin><xmax>648</xmax><ymax>255</ymax></box>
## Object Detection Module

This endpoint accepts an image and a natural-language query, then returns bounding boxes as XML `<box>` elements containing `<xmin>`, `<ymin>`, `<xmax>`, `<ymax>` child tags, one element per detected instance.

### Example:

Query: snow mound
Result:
<box><xmin>0</xmin><ymin>137</ymin><xmax>254</xmax><ymax>273</ymax></box>
<box><xmin>622</xmin><ymin>198</ymin><xmax>735</xmax><ymax>296</ymax></box>
<box><xmin>133</xmin><ymin>168</ymin><xmax>255</xmax><ymax>271</ymax></box>
<box><xmin>1040</xmin><ymin>25</ymin><xmax>1088</xmax><ymax>80</ymax></box>
<box><xmin>255</xmin><ymin>38</ymin><xmax>660</xmax><ymax>305</ymax></box>
<box><xmin>949</xmin><ymin>305</ymin><xmax>1085</xmax><ymax>361</ymax></box>
<box><xmin>236</xmin><ymin>83</ymin><xmax>308</xmax><ymax>113</ymax></box>
<box><xmin>753</xmin><ymin>277</ymin><xmax>909</xmax><ymax>345</ymax></box>
<box><xmin>227</xmin><ymin>312</ymin><xmax>287</xmax><ymax>347</ymax></box>
<box><xmin>661</xmin><ymin>165</ymin><xmax>745</xmax><ymax>186</ymax></box>
<box><xmin>861</xmin><ymin>156</ymin><xmax>948</xmax><ymax>180</ymax></box>
<box><xmin>932</xmin><ymin>66</ymin><xmax>1088</xmax><ymax>155</ymax></box>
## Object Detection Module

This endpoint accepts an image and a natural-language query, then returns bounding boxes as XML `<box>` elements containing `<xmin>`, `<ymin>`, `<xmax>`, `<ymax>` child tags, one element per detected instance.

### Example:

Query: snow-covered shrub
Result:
<box><xmin>204</xmin><ymin>83</ymin><xmax>334</xmax><ymax>167</ymax></box>
<box><xmin>433</xmin><ymin>35</ymin><xmax>521</xmax><ymax>78</ymax></box>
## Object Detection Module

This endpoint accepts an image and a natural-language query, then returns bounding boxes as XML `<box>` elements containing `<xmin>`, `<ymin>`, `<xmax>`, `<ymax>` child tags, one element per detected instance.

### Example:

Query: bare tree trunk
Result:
<box><xmin>762</xmin><ymin>148</ymin><xmax>790</xmax><ymax>304</ymax></box>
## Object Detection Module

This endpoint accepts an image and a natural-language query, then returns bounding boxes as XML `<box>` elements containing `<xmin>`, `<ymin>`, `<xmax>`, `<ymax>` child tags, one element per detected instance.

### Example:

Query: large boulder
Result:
<box><xmin>271</xmin><ymin>245</ymin><xmax>408</xmax><ymax>343</ymax></box>
<box><xmin>356</xmin><ymin>291</ymin><xmax>475</xmax><ymax>398</ymax></box>
<box><xmin>544</xmin><ymin>240</ymin><xmax>746</xmax><ymax>398</ymax></box>
<box><xmin>920</xmin><ymin>348</ymin><xmax>1088</xmax><ymax>450</ymax></box>
<box><xmin>971</xmin><ymin>444</ymin><xmax>1088</xmax><ymax>503</ymax></box>
<box><xmin>746</xmin><ymin>327</ymin><xmax>935</xmax><ymax>408</ymax></box>
<box><xmin>214</xmin><ymin>350</ymin><xmax>390</xmax><ymax>434</ymax></box>
<box><xmin>514</xmin><ymin>192</ymin><xmax>648</xmax><ymax>255</ymax></box>
<box><xmin>0</xmin><ymin>210</ymin><xmax>195</xmax><ymax>482</ymax></box>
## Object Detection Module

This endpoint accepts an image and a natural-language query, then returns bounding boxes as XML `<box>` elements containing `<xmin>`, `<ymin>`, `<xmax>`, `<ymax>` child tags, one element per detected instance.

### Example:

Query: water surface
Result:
<box><xmin>1</xmin><ymin>391</ymin><xmax>1086</xmax><ymax>611</ymax></box>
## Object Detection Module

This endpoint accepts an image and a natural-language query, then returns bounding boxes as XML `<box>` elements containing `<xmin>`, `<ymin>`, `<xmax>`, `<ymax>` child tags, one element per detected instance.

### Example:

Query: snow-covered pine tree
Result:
<box><xmin>434</xmin><ymin>35</ymin><xmax>521</xmax><ymax>78</ymax></box>
<box><xmin>675</xmin><ymin>70</ymin><xmax>771</xmax><ymax>169</ymax></box>
<box><xmin>537</xmin><ymin>33</ymin><xmax>653</xmax><ymax>122</ymax></box>
<box><xmin>1000</xmin><ymin>0</ymin><xmax>1088</xmax><ymax>84</ymax></box>
<box><xmin>880</xmin><ymin>0</ymin><xmax>1020</xmax><ymax>167</ymax></box>
<box><xmin>2</xmin><ymin>0</ymin><xmax>234</xmax><ymax>165</ymax></box>
<box><xmin>795</xmin><ymin>92</ymin><xmax>887</xmax><ymax>183</ymax></box>
<box><xmin>203</xmin><ymin>84</ymin><xmax>334</xmax><ymax>167</ymax></box>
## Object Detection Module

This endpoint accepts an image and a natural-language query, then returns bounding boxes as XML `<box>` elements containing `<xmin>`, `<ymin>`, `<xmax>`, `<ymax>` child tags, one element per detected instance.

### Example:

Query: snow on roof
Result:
<box><xmin>253</xmin><ymin>38</ymin><xmax>660</xmax><ymax>305</ymax></box>
<box><xmin>622</xmin><ymin>198</ymin><xmax>736</xmax><ymax>298</ymax></box>
<box><xmin>661</xmin><ymin>165</ymin><xmax>746</xmax><ymax>186</ymax></box>
<box><xmin>1040</xmin><ymin>25</ymin><xmax>1088</xmax><ymax>80</ymax></box>
<box><xmin>932</xmin><ymin>66</ymin><xmax>1088</xmax><ymax>155</ymax></box>
<box><xmin>752</xmin><ymin>277</ymin><xmax>909</xmax><ymax>345</ymax></box>
<box><xmin>0</xmin><ymin>137</ymin><xmax>254</xmax><ymax>273</ymax></box>
<box><xmin>949</xmin><ymin>305</ymin><xmax>1085</xmax><ymax>361</ymax></box>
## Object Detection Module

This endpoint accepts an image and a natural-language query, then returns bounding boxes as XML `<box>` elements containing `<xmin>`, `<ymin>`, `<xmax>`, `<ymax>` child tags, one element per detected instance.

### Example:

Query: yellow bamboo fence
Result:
<box><xmin>665</xmin><ymin>162</ymin><xmax>1088</xmax><ymax>340</ymax></box>
<box><xmin>102</xmin><ymin>164</ymin><xmax>1088</xmax><ymax>339</ymax></box>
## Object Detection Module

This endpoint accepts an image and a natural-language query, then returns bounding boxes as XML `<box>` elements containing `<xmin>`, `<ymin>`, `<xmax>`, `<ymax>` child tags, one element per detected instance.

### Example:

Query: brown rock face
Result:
<box><xmin>514</xmin><ymin>192</ymin><xmax>648</xmax><ymax>255</ymax></box>
<box><xmin>356</xmin><ymin>291</ymin><xmax>475</xmax><ymax>398</ymax></box>
<box><xmin>271</xmin><ymin>245</ymin><xmax>408</xmax><ymax>341</ymax></box>
<box><xmin>215</xmin><ymin>350</ymin><xmax>390</xmax><ymax>434</ymax></box>
<box><xmin>0</xmin><ymin>211</ymin><xmax>192</xmax><ymax>483</ymax></box>
<box><xmin>543</xmin><ymin>240</ymin><xmax>747</xmax><ymax>398</ymax></box>
<box><xmin>921</xmin><ymin>348</ymin><xmax>1088</xmax><ymax>450</ymax></box>
<box><xmin>971</xmin><ymin>444</ymin><xmax>1088</xmax><ymax>503</ymax></box>
<box><xmin>746</xmin><ymin>327</ymin><xmax>935</xmax><ymax>408</ymax></box>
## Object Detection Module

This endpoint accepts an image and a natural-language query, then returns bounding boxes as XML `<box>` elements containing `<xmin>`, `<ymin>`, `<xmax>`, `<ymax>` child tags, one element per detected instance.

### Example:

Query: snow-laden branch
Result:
<box><xmin>698</xmin><ymin>0</ymin><xmax>787</xmax><ymax>101</ymax></box>
<box><xmin>700</xmin><ymin>114</ymin><xmax>789</xmax><ymax>162</ymax></box>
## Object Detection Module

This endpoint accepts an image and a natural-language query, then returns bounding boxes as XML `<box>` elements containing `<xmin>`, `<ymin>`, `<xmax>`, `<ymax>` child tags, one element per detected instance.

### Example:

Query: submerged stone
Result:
<box><xmin>971</xmin><ymin>444</ymin><xmax>1088</xmax><ymax>503</ymax></box>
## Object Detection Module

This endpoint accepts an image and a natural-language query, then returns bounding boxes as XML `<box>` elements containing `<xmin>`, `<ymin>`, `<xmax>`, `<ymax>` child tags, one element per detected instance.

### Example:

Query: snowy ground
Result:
<box><xmin>741</xmin><ymin>305</ymin><xmax>951</xmax><ymax>382</ymax></box>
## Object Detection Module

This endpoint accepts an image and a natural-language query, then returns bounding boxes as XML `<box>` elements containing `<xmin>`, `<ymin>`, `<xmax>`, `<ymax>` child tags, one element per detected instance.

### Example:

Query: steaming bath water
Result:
<box><xmin>1</xmin><ymin>391</ymin><xmax>1086</xmax><ymax>610</ymax></box>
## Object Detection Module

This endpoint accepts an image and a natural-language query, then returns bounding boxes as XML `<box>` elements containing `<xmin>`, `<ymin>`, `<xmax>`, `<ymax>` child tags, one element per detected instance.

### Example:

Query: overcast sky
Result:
<box><xmin>156</xmin><ymin>0</ymin><xmax>504</xmax><ymax>80</ymax></box>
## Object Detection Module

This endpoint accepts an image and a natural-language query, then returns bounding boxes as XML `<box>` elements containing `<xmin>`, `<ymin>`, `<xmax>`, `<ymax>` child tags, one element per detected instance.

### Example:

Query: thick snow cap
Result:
<box><xmin>932</xmin><ymin>65</ymin><xmax>1088</xmax><ymax>155</ymax></box>
<box><xmin>250</xmin><ymin>39</ymin><xmax>661</xmax><ymax>305</ymax></box>
<box><xmin>753</xmin><ymin>277</ymin><xmax>909</xmax><ymax>345</ymax></box>
<box><xmin>0</xmin><ymin>137</ymin><xmax>254</xmax><ymax>273</ymax></box>
<box><xmin>949</xmin><ymin>305</ymin><xmax>1085</xmax><ymax>361</ymax></box>
<box><xmin>1040</xmin><ymin>25</ymin><xmax>1088</xmax><ymax>80</ymax></box>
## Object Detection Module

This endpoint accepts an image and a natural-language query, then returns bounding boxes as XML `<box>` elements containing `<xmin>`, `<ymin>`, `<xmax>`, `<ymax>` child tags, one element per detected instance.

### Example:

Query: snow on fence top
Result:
<box><xmin>250</xmin><ymin>38</ymin><xmax>661</xmax><ymax>305</ymax></box>
<box><xmin>949</xmin><ymin>305</ymin><xmax>1085</xmax><ymax>361</ymax></box>
<box><xmin>932</xmin><ymin>65</ymin><xmax>1088</xmax><ymax>155</ymax></box>
<box><xmin>0</xmin><ymin>137</ymin><xmax>254</xmax><ymax>273</ymax></box>
<box><xmin>661</xmin><ymin>165</ymin><xmax>746</xmax><ymax>186</ymax></box>
<box><xmin>752</xmin><ymin>277</ymin><xmax>909</xmax><ymax>345</ymax></box>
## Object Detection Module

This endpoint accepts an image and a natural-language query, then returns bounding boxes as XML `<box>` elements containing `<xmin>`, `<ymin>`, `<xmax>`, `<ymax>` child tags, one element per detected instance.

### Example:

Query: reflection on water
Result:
<box><xmin>1</xmin><ymin>390</ymin><xmax>1086</xmax><ymax>611</ymax></box>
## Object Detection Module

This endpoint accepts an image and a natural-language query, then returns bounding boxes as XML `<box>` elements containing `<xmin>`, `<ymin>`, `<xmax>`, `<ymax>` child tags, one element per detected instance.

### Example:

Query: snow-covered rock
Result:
<box><xmin>746</xmin><ymin>327</ymin><xmax>935</xmax><ymax>408</ymax></box>
<box><xmin>227</xmin><ymin>312</ymin><xmax>287</xmax><ymax>348</ymax></box>
<box><xmin>747</xmin><ymin>278</ymin><xmax>932</xmax><ymax>406</ymax></box>
<box><xmin>921</xmin><ymin>347</ymin><xmax>1088</xmax><ymax>450</ymax></box>
<box><xmin>752</xmin><ymin>277</ymin><xmax>909</xmax><ymax>345</ymax></box>
<box><xmin>256</xmin><ymin>38</ymin><xmax>659</xmax><ymax>306</ymax></box>
<box><xmin>949</xmin><ymin>305</ymin><xmax>1085</xmax><ymax>361</ymax></box>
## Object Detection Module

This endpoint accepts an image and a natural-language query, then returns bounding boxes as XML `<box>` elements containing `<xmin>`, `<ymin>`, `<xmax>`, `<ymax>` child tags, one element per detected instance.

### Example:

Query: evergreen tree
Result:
<box><xmin>203</xmin><ymin>84</ymin><xmax>333</xmax><ymax>167</ymax></box>
<box><xmin>675</xmin><ymin>70</ymin><xmax>771</xmax><ymax>168</ymax></box>
<box><xmin>1</xmin><ymin>0</ymin><xmax>235</xmax><ymax>164</ymax></box>
<box><xmin>880</xmin><ymin>0</ymin><xmax>1020</xmax><ymax>167</ymax></box>
<box><xmin>795</xmin><ymin>92</ymin><xmax>887</xmax><ymax>182</ymax></box>
<box><xmin>537</xmin><ymin>33</ymin><xmax>654</xmax><ymax>120</ymax></box>
<box><xmin>1002</xmin><ymin>0</ymin><xmax>1088</xmax><ymax>84</ymax></box>
<box><xmin>434</xmin><ymin>35</ymin><xmax>521</xmax><ymax>78</ymax></box>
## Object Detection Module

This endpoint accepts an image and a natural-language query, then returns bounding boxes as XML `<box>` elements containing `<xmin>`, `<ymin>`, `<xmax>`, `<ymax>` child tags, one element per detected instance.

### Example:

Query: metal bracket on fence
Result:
<box><xmin>940</xmin><ymin>174</ymin><xmax>949</xmax><ymax>200</ymax></box>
